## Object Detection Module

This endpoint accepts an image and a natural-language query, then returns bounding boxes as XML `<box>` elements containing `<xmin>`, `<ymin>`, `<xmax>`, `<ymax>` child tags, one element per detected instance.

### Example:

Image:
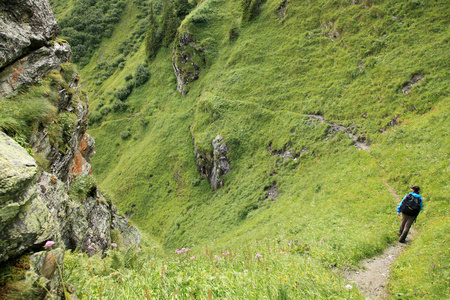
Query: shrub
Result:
<box><xmin>116</xmin><ymin>86</ymin><xmax>133</xmax><ymax>100</ymax></box>
<box><xmin>120</xmin><ymin>130</ymin><xmax>131</xmax><ymax>140</ymax></box>
<box><xmin>125</xmin><ymin>74</ymin><xmax>133</xmax><ymax>82</ymax></box>
<box><xmin>99</xmin><ymin>105</ymin><xmax>112</xmax><ymax>116</ymax></box>
<box><xmin>69</xmin><ymin>175</ymin><xmax>97</xmax><ymax>201</ymax></box>
<box><xmin>139</xmin><ymin>116</ymin><xmax>150</xmax><ymax>127</ymax></box>
<box><xmin>112</xmin><ymin>100</ymin><xmax>130</xmax><ymax>112</ymax></box>
<box><xmin>88</xmin><ymin>111</ymin><xmax>103</xmax><ymax>124</ymax></box>
<box><xmin>134</xmin><ymin>64</ymin><xmax>150</xmax><ymax>87</ymax></box>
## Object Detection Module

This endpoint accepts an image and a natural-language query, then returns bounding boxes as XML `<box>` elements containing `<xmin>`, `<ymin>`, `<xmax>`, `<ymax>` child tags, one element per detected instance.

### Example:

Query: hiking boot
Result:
<box><xmin>398</xmin><ymin>239</ymin><xmax>407</xmax><ymax>244</ymax></box>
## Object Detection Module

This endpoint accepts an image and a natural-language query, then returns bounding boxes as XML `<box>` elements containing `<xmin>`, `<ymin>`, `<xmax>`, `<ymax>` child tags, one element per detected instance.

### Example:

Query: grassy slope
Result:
<box><xmin>60</xmin><ymin>0</ymin><xmax>449</xmax><ymax>298</ymax></box>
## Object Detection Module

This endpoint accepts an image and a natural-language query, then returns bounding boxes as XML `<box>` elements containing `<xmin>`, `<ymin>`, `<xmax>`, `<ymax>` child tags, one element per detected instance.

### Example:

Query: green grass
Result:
<box><xmin>49</xmin><ymin>0</ymin><xmax>450</xmax><ymax>298</ymax></box>
<box><xmin>63</xmin><ymin>239</ymin><xmax>363</xmax><ymax>299</ymax></box>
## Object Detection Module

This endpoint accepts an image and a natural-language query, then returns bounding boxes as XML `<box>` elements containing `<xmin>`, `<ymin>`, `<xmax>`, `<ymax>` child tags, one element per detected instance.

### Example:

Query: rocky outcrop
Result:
<box><xmin>192</xmin><ymin>133</ymin><xmax>231</xmax><ymax>190</ymax></box>
<box><xmin>402</xmin><ymin>74</ymin><xmax>424</xmax><ymax>94</ymax></box>
<box><xmin>267</xmin><ymin>142</ymin><xmax>304</xmax><ymax>160</ymax></box>
<box><xmin>0</xmin><ymin>42</ymin><xmax>71</xmax><ymax>97</ymax></box>
<box><xmin>277</xmin><ymin>0</ymin><xmax>288</xmax><ymax>21</ymax></box>
<box><xmin>172</xmin><ymin>33</ymin><xmax>203</xmax><ymax>95</ymax></box>
<box><xmin>0</xmin><ymin>133</ymin><xmax>141</xmax><ymax>264</ymax></box>
<box><xmin>0</xmin><ymin>132</ymin><xmax>54</xmax><ymax>262</ymax></box>
<box><xmin>0</xmin><ymin>0</ymin><xmax>59</xmax><ymax>69</ymax></box>
<box><xmin>210</xmin><ymin>135</ymin><xmax>231</xmax><ymax>190</ymax></box>
<box><xmin>28</xmin><ymin>68</ymin><xmax>91</xmax><ymax>185</ymax></box>
<box><xmin>307</xmin><ymin>115</ymin><xmax>370</xmax><ymax>151</ymax></box>
<box><xmin>111</xmin><ymin>213</ymin><xmax>141</xmax><ymax>247</ymax></box>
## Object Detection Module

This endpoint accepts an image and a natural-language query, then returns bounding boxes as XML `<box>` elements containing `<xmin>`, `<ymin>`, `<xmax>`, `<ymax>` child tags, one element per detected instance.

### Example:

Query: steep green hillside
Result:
<box><xmin>53</xmin><ymin>0</ymin><xmax>449</xmax><ymax>298</ymax></box>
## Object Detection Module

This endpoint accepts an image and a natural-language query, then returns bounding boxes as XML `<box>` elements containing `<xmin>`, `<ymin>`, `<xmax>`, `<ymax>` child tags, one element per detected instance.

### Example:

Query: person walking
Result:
<box><xmin>397</xmin><ymin>185</ymin><xmax>423</xmax><ymax>243</ymax></box>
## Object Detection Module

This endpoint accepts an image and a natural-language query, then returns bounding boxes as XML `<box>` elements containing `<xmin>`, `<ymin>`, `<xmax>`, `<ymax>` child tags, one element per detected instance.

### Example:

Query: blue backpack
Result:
<box><xmin>400</xmin><ymin>193</ymin><xmax>422</xmax><ymax>217</ymax></box>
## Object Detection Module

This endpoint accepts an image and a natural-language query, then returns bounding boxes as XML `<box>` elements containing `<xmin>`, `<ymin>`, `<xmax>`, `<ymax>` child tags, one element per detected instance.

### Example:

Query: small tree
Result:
<box><xmin>175</xmin><ymin>0</ymin><xmax>192</xmax><ymax>18</ymax></box>
<box><xmin>134</xmin><ymin>64</ymin><xmax>150</xmax><ymax>87</ymax></box>
<box><xmin>116</xmin><ymin>86</ymin><xmax>132</xmax><ymax>100</ymax></box>
<box><xmin>145</xmin><ymin>4</ymin><xmax>161</xmax><ymax>59</ymax></box>
<box><xmin>161</xmin><ymin>0</ymin><xmax>178</xmax><ymax>47</ymax></box>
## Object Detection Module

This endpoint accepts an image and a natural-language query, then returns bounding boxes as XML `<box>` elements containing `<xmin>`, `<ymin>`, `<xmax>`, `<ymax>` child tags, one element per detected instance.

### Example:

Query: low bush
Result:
<box><xmin>134</xmin><ymin>64</ymin><xmax>150</xmax><ymax>87</ymax></box>
<box><xmin>116</xmin><ymin>86</ymin><xmax>133</xmax><ymax>101</ymax></box>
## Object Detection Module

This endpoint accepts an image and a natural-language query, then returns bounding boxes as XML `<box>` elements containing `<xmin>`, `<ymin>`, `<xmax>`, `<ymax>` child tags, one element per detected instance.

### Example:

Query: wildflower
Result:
<box><xmin>222</xmin><ymin>251</ymin><xmax>230</xmax><ymax>256</ymax></box>
<box><xmin>111</xmin><ymin>243</ymin><xmax>117</xmax><ymax>248</ymax></box>
<box><xmin>153</xmin><ymin>246</ymin><xmax>156</xmax><ymax>249</ymax></box>
<box><xmin>190</xmin><ymin>256</ymin><xmax>195</xmax><ymax>260</ymax></box>
<box><xmin>88</xmin><ymin>245</ymin><xmax>94</xmax><ymax>250</ymax></box>
<box><xmin>255</xmin><ymin>253</ymin><xmax>262</xmax><ymax>258</ymax></box>
<box><xmin>345</xmin><ymin>284</ymin><xmax>353</xmax><ymax>290</ymax></box>
<box><xmin>44</xmin><ymin>241</ymin><xmax>55</xmax><ymax>248</ymax></box>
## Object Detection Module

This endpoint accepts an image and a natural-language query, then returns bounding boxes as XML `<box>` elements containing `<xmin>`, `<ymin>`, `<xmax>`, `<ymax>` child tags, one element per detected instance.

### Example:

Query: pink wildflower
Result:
<box><xmin>153</xmin><ymin>246</ymin><xmax>157</xmax><ymax>249</ymax></box>
<box><xmin>111</xmin><ymin>243</ymin><xmax>117</xmax><ymax>248</ymax></box>
<box><xmin>190</xmin><ymin>256</ymin><xmax>195</xmax><ymax>260</ymax></box>
<box><xmin>222</xmin><ymin>251</ymin><xmax>230</xmax><ymax>256</ymax></box>
<box><xmin>44</xmin><ymin>241</ymin><xmax>55</xmax><ymax>248</ymax></box>
<box><xmin>88</xmin><ymin>245</ymin><xmax>94</xmax><ymax>250</ymax></box>
<box><xmin>255</xmin><ymin>253</ymin><xmax>262</xmax><ymax>258</ymax></box>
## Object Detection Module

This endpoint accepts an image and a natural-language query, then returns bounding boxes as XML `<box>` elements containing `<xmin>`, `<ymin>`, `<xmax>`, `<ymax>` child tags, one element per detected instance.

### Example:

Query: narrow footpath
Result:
<box><xmin>342</xmin><ymin>172</ymin><xmax>416</xmax><ymax>299</ymax></box>
<box><xmin>342</xmin><ymin>237</ymin><xmax>411</xmax><ymax>299</ymax></box>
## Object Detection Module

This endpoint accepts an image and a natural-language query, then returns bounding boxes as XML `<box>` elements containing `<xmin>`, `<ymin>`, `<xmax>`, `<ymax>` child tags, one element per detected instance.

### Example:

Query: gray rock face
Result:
<box><xmin>192</xmin><ymin>133</ymin><xmax>231</xmax><ymax>191</ymax></box>
<box><xmin>38</xmin><ymin>172</ymin><xmax>140</xmax><ymax>255</ymax></box>
<box><xmin>172</xmin><ymin>33</ymin><xmax>202</xmax><ymax>95</ymax></box>
<box><xmin>112</xmin><ymin>214</ymin><xmax>142</xmax><ymax>247</ymax></box>
<box><xmin>210</xmin><ymin>135</ymin><xmax>231</xmax><ymax>190</ymax></box>
<box><xmin>0</xmin><ymin>131</ymin><xmax>38</xmax><ymax>206</ymax></box>
<box><xmin>0</xmin><ymin>134</ymin><xmax>141</xmax><ymax>263</ymax></box>
<box><xmin>0</xmin><ymin>42</ymin><xmax>71</xmax><ymax>97</ymax></box>
<box><xmin>0</xmin><ymin>0</ymin><xmax>59</xmax><ymax>69</ymax></box>
<box><xmin>37</xmin><ymin>172</ymin><xmax>87</xmax><ymax>250</ymax></box>
<box><xmin>82</xmin><ymin>190</ymin><xmax>112</xmax><ymax>254</ymax></box>
<box><xmin>0</xmin><ymin>133</ymin><xmax>54</xmax><ymax>262</ymax></box>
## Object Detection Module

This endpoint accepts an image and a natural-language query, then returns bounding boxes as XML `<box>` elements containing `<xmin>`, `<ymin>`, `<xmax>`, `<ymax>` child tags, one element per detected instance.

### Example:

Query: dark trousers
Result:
<box><xmin>398</xmin><ymin>214</ymin><xmax>416</xmax><ymax>242</ymax></box>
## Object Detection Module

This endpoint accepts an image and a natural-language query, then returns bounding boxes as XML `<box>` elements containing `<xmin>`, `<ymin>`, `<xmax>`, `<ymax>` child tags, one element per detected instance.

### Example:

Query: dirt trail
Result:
<box><xmin>342</xmin><ymin>237</ymin><xmax>412</xmax><ymax>299</ymax></box>
<box><xmin>342</xmin><ymin>178</ymin><xmax>415</xmax><ymax>299</ymax></box>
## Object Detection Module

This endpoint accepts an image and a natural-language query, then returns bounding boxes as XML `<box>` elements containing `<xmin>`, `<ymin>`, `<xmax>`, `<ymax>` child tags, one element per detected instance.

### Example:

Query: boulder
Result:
<box><xmin>27</xmin><ymin>247</ymin><xmax>65</xmax><ymax>300</ymax></box>
<box><xmin>0</xmin><ymin>42</ymin><xmax>71</xmax><ymax>97</ymax></box>
<box><xmin>210</xmin><ymin>135</ymin><xmax>231</xmax><ymax>190</ymax></box>
<box><xmin>111</xmin><ymin>214</ymin><xmax>142</xmax><ymax>247</ymax></box>
<box><xmin>0</xmin><ymin>132</ymin><xmax>56</xmax><ymax>262</ymax></box>
<box><xmin>0</xmin><ymin>0</ymin><xmax>59</xmax><ymax>69</ymax></box>
<box><xmin>38</xmin><ymin>172</ymin><xmax>88</xmax><ymax>250</ymax></box>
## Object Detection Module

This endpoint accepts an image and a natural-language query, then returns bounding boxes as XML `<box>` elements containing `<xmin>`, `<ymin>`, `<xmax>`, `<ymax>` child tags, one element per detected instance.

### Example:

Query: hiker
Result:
<box><xmin>397</xmin><ymin>185</ymin><xmax>423</xmax><ymax>243</ymax></box>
